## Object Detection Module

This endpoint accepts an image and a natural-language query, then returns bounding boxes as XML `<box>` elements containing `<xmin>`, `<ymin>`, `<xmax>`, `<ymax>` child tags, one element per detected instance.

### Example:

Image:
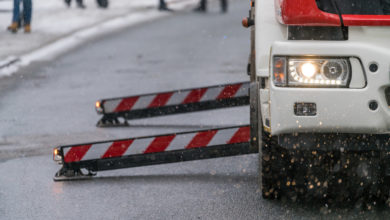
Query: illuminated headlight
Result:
<box><xmin>53</xmin><ymin>148</ymin><xmax>63</xmax><ymax>164</ymax></box>
<box><xmin>273</xmin><ymin>57</ymin><xmax>351</xmax><ymax>87</ymax></box>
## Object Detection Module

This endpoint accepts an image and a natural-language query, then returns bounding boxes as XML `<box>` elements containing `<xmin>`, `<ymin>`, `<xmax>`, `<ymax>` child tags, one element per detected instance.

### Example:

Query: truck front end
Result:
<box><xmin>255</xmin><ymin>0</ymin><xmax>390</xmax><ymax>201</ymax></box>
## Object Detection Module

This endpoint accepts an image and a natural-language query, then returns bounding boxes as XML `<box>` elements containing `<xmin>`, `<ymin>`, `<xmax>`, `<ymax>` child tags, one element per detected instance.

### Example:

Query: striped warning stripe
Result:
<box><xmin>63</xmin><ymin>126</ymin><xmax>250</xmax><ymax>163</ymax></box>
<box><xmin>101</xmin><ymin>82</ymin><xmax>249</xmax><ymax>114</ymax></box>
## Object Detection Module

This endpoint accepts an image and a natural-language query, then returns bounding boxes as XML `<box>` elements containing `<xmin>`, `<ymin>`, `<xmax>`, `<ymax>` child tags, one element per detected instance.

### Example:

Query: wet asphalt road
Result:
<box><xmin>1</xmin><ymin>0</ymin><xmax>390</xmax><ymax>219</ymax></box>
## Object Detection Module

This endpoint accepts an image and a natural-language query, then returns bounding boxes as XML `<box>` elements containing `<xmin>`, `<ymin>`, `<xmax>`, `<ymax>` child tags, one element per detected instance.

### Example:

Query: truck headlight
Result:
<box><xmin>273</xmin><ymin>57</ymin><xmax>351</xmax><ymax>87</ymax></box>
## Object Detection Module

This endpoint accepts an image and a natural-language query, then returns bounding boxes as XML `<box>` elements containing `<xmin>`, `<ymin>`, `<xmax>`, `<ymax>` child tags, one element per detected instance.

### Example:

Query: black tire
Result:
<box><xmin>96</xmin><ymin>0</ymin><xmax>109</xmax><ymax>8</ymax></box>
<box><xmin>260</xmin><ymin>131</ymin><xmax>276</xmax><ymax>199</ymax></box>
<box><xmin>262</xmin><ymin>140</ymin><xmax>388</xmax><ymax>204</ymax></box>
<box><xmin>249</xmin><ymin>82</ymin><xmax>290</xmax><ymax>200</ymax></box>
<box><xmin>261</xmin><ymin>132</ymin><xmax>293</xmax><ymax>200</ymax></box>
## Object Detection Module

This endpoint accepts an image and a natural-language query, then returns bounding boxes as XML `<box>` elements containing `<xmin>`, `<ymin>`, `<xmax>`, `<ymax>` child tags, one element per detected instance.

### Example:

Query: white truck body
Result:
<box><xmin>255</xmin><ymin>0</ymin><xmax>390</xmax><ymax>137</ymax></box>
<box><xmin>248</xmin><ymin>0</ymin><xmax>390</xmax><ymax>200</ymax></box>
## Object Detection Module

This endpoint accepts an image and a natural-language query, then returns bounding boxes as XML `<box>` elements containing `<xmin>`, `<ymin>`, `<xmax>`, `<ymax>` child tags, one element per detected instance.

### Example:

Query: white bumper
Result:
<box><xmin>269</xmin><ymin>41</ymin><xmax>390</xmax><ymax>135</ymax></box>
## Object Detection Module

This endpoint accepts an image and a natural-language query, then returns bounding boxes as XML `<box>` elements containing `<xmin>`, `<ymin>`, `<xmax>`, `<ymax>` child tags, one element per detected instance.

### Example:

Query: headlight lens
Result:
<box><xmin>300</xmin><ymin>62</ymin><xmax>317</xmax><ymax>78</ymax></box>
<box><xmin>273</xmin><ymin>57</ymin><xmax>351</xmax><ymax>87</ymax></box>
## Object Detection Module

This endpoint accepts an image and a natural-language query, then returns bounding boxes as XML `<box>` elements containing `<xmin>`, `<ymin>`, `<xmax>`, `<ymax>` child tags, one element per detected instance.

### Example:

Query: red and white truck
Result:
<box><xmin>246</xmin><ymin>0</ymin><xmax>390</xmax><ymax>200</ymax></box>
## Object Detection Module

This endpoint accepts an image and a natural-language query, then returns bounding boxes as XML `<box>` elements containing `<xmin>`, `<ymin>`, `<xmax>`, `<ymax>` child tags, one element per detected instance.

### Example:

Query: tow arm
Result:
<box><xmin>53</xmin><ymin>82</ymin><xmax>256</xmax><ymax>181</ymax></box>
<box><xmin>95</xmin><ymin>81</ymin><xmax>250</xmax><ymax>127</ymax></box>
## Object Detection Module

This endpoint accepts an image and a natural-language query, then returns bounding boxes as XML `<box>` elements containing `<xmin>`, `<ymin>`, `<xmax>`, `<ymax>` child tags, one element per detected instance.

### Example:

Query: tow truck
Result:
<box><xmin>53</xmin><ymin>0</ymin><xmax>390</xmax><ymax>202</ymax></box>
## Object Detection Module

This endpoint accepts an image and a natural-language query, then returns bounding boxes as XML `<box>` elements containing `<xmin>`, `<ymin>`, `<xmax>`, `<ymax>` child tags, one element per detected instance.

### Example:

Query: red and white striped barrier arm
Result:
<box><xmin>101</xmin><ymin>82</ymin><xmax>250</xmax><ymax>114</ymax></box>
<box><xmin>62</xmin><ymin>126</ymin><xmax>250</xmax><ymax>163</ymax></box>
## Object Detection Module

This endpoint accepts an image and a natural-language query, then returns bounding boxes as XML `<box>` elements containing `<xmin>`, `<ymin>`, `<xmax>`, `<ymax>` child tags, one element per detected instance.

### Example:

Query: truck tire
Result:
<box><xmin>262</xmin><ymin>140</ymin><xmax>388</xmax><ymax>203</ymax></box>
<box><xmin>260</xmin><ymin>131</ymin><xmax>276</xmax><ymax>199</ymax></box>
<box><xmin>249</xmin><ymin>82</ymin><xmax>290</xmax><ymax>199</ymax></box>
<box><xmin>261</xmin><ymin>132</ymin><xmax>291</xmax><ymax>199</ymax></box>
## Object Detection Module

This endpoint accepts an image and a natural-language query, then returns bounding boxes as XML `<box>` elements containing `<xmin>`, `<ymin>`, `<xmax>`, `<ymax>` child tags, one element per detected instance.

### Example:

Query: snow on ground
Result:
<box><xmin>0</xmin><ymin>0</ymin><xmax>197</xmax><ymax>76</ymax></box>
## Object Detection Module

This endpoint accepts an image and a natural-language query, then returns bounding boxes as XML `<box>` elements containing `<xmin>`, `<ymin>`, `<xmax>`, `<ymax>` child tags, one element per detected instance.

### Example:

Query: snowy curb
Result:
<box><xmin>0</xmin><ymin>56</ymin><xmax>20</xmax><ymax>68</ymax></box>
<box><xmin>0</xmin><ymin>0</ymin><xmax>197</xmax><ymax>77</ymax></box>
<box><xmin>0</xmin><ymin>56</ymin><xmax>20</xmax><ymax>76</ymax></box>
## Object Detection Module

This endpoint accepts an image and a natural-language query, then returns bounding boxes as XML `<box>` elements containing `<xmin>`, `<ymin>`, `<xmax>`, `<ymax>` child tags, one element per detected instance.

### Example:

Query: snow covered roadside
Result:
<box><xmin>0</xmin><ymin>0</ymin><xmax>198</xmax><ymax>77</ymax></box>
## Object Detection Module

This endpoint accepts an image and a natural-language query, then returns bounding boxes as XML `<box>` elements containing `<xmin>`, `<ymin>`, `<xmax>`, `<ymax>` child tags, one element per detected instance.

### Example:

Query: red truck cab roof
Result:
<box><xmin>275</xmin><ymin>0</ymin><xmax>390</xmax><ymax>26</ymax></box>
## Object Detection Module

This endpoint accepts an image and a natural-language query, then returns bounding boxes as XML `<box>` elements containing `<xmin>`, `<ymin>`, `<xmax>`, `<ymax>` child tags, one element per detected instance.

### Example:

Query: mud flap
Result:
<box><xmin>53</xmin><ymin>125</ymin><xmax>258</xmax><ymax>181</ymax></box>
<box><xmin>95</xmin><ymin>82</ymin><xmax>250</xmax><ymax>127</ymax></box>
<box><xmin>249</xmin><ymin>81</ymin><xmax>261</xmax><ymax>152</ymax></box>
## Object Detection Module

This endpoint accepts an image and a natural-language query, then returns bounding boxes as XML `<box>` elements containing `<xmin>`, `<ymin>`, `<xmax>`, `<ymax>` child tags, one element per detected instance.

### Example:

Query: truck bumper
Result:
<box><xmin>269</xmin><ymin>41</ymin><xmax>390</xmax><ymax>136</ymax></box>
